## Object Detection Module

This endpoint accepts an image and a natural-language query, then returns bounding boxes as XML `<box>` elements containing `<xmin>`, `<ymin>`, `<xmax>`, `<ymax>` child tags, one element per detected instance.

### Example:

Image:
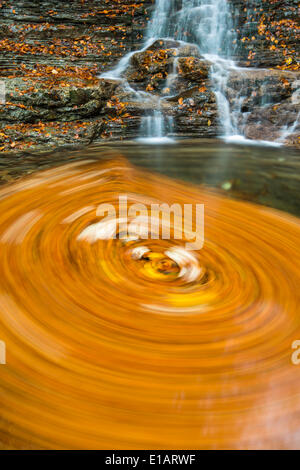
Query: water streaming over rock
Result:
<box><xmin>146</xmin><ymin>0</ymin><xmax>234</xmax><ymax>55</ymax></box>
<box><xmin>145</xmin><ymin>0</ymin><xmax>238</xmax><ymax>140</ymax></box>
<box><xmin>138</xmin><ymin>111</ymin><xmax>174</xmax><ymax>144</ymax></box>
<box><xmin>101</xmin><ymin>0</ymin><xmax>299</xmax><ymax>145</ymax></box>
<box><xmin>1</xmin><ymin>155</ymin><xmax>300</xmax><ymax>448</ymax></box>
<box><xmin>101</xmin><ymin>0</ymin><xmax>238</xmax><ymax>141</ymax></box>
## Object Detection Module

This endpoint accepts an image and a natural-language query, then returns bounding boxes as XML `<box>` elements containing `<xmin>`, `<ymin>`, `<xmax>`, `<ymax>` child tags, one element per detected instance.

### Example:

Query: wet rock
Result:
<box><xmin>243</xmin><ymin>98</ymin><xmax>300</xmax><ymax>146</ymax></box>
<box><xmin>177</xmin><ymin>44</ymin><xmax>201</xmax><ymax>59</ymax></box>
<box><xmin>177</xmin><ymin>57</ymin><xmax>209</xmax><ymax>81</ymax></box>
<box><xmin>0</xmin><ymin>118</ymin><xmax>106</xmax><ymax>153</ymax></box>
<box><xmin>125</xmin><ymin>40</ymin><xmax>204</xmax><ymax>92</ymax></box>
<box><xmin>147</xmin><ymin>39</ymin><xmax>183</xmax><ymax>51</ymax></box>
<box><xmin>229</xmin><ymin>0</ymin><xmax>299</xmax><ymax>68</ymax></box>
<box><xmin>0</xmin><ymin>0</ymin><xmax>153</xmax><ymax>76</ymax></box>
<box><xmin>225</xmin><ymin>68</ymin><xmax>300</xmax><ymax>144</ymax></box>
<box><xmin>115</xmin><ymin>38</ymin><xmax>219</xmax><ymax>138</ymax></box>
<box><xmin>127</xmin><ymin>48</ymin><xmax>172</xmax><ymax>84</ymax></box>
<box><xmin>227</xmin><ymin>69</ymin><xmax>298</xmax><ymax>108</ymax></box>
<box><xmin>125</xmin><ymin>39</ymin><xmax>212</xmax><ymax>100</ymax></box>
<box><xmin>125</xmin><ymin>43</ymin><xmax>180</xmax><ymax>90</ymax></box>
<box><xmin>0</xmin><ymin>77</ymin><xmax>119</xmax><ymax>123</ymax></box>
<box><xmin>170</xmin><ymin>90</ymin><xmax>218</xmax><ymax>138</ymax></box>
<box><xmin>149</xmin><ymin>39</ymin><xmax>201</xmax><ymax>58</ymax></box>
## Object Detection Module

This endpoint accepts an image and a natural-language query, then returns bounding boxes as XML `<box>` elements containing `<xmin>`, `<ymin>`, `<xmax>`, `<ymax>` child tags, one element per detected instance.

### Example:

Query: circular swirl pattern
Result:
<box><xmin>0</xmin><ymin>156</ymin><xmax>300</xmax><ymax>449</ymax></box>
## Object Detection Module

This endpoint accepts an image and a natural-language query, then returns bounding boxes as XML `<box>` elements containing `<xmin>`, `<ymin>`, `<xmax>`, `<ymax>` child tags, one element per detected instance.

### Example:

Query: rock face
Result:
<box><xmin>0</xmin><ymin>77</ymin><xmax>118</xmax><ymax>122</ymax></box>
<box><xmin>0</xmin><ymin>0</ymin><xmax>153</xmax><ymax>76</ymax></box>
<box><xmin>119</xmin><ymin>40</ymin><xmax>218</xmax><ymax>139</ymax></box>
<box><xmin>230</xmin><ymin>0</ymin><xmax>299</xmax><ymax>69</ymax></box>
<box><xmin>226</xmin><ymin>68</ymin><xmax>300</xmax><ymax>144</ymax></box>
<box><xmin>0</xmin><ymin>0</ymin><xmax>299</xmax><ymax>151</ymax></box>
<box><xmin>0</xmin><ymin>0</ymin><xmax>153</xmax><ymax>151</ymax></box>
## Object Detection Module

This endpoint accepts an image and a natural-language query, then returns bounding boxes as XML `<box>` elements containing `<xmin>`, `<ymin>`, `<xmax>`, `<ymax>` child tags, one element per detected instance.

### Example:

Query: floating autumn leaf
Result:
<box><xmin>281</xmin><ymin>78</ymin><xmax>290</xmax><ymax>87</ymax></box>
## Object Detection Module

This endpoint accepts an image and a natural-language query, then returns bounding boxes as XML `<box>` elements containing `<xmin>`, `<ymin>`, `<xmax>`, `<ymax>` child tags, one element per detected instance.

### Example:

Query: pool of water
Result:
<box><xmin>1</xmin><ymin>139</ymin><xmax>300</xmax><ymax>449</ymax></box>
<box><xmin>2</xmin><ymin>139</ymin><xmax>299</xmax><ymax>215</ymax></box>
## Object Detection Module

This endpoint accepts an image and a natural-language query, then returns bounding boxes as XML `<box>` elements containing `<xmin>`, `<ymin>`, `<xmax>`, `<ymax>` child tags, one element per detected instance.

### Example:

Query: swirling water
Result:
<box><xmin>0</xmin><ymin>143</ymin><xmax>300</xmax><ymax>448</ymax></box>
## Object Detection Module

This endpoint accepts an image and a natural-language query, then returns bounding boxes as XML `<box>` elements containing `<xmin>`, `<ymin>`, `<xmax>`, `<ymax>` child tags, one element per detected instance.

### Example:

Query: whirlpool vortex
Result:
<box><xmin>0</xmin><ymin>156</ymin><xmax>300</xmax><ymax>449</ymax></box>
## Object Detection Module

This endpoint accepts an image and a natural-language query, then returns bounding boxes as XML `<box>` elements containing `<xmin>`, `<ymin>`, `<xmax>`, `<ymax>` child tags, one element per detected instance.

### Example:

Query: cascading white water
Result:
<box><xmin>279</xmin><ymin>111</ymin><xmax>300</xmax><ymax>144</ymax></box>
<box><xmin>101</xmin><ymin>0</ymin><xmax>238</xmax><ymax>142</ymax></box>
<box><xmin>146</xmin><ymin>0</ymin><xmax>237</xmax><ymax>137</ymax></box>
<box><xmin>138</xmin><ymin>111</ymin><xmax>174</xmax><ymax>144</ymax></box>
<box><xmin>146</xmin><ymin>0</ymin><xmax>234</xmax><ymax>55</ymax></box>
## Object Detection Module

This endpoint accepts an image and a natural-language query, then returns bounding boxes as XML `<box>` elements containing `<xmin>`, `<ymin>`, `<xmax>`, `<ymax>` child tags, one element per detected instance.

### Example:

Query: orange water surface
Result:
<box><xmin>0</xmin><ymin>156</ymin><xmax>300</xmax><ymax>449</ymax></box>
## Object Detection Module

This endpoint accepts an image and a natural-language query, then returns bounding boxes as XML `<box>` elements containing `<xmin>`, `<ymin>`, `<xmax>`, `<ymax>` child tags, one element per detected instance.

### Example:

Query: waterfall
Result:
<box><xmin>138</xmin><ymin>111</ymin><xmax>174</xmax><ymax>144</ymax></box>
<box><xmin>100</xmin><ymin>0</ymin><xmax>297</xmax><ymax>144</ymax></box>
<box><xmin>279</xmin><ymin>111</ymin><xmax>300</xmax><ymax>144</ymax></box>
<box><xmin>145</xmin><ymin>0</ymin><xmax>237</xmax><ymax>141</ymax></box>
<box><xmin>100</xmin><ymin>0</ymin><xmax>237</xmax><ymax>142</ymax></box>
<box><xmin>146</xmin><ymin>0</ymin><xmax>234</xmax><ymax>56</ymax></box>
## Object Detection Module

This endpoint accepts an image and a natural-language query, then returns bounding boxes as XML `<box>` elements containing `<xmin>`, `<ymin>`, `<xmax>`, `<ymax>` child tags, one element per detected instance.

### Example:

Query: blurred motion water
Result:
<box><xmin>0</xmin><ymin>141</ymin><xmax>300</xmax><ymax>448</ymax></box>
